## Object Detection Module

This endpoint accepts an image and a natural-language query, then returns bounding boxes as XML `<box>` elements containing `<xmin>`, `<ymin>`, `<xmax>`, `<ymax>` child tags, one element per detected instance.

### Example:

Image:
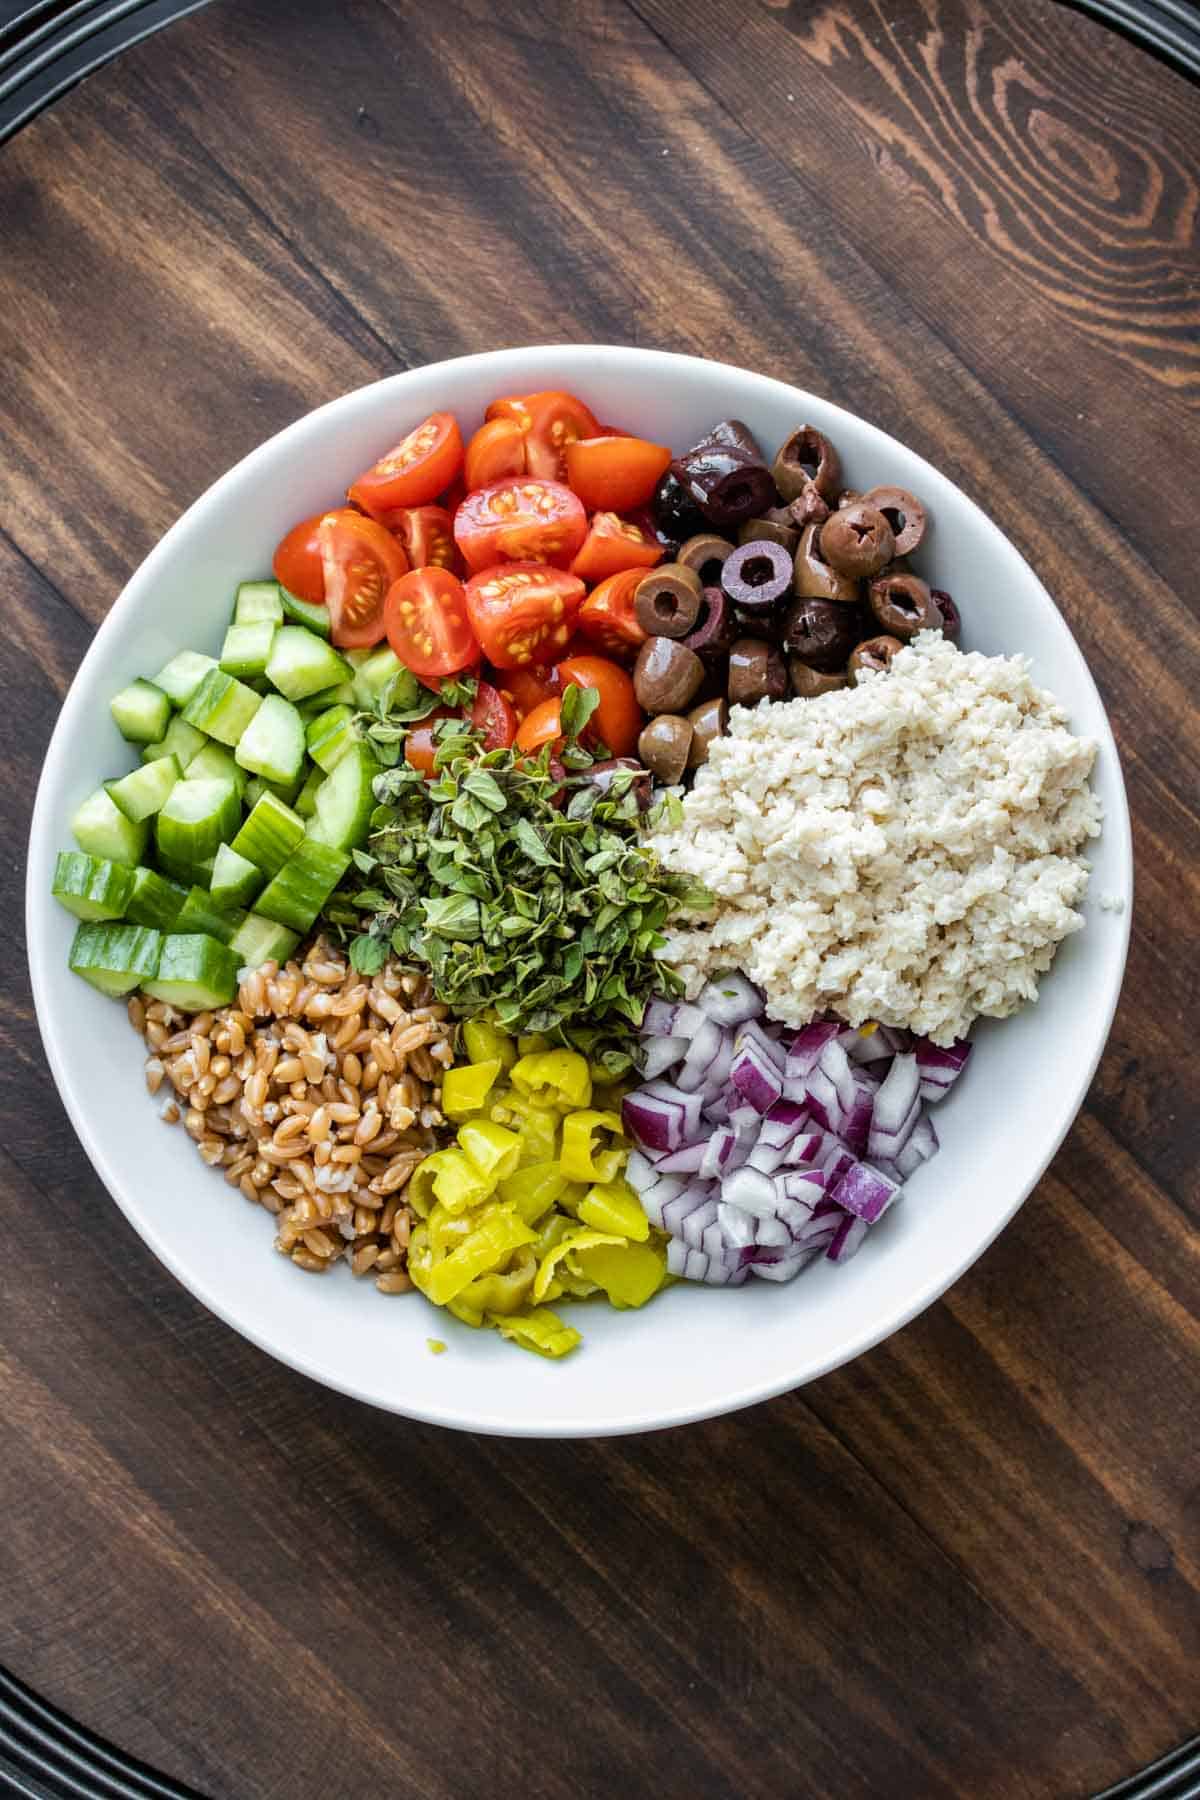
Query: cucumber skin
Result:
<box><xmin>142</xmin><ymin>716</ymin><xmax>207</xmax><ymax>769</ymax></box>
<box><xmin>309</xmin><ymin>743</ymin><xmax>380</xmax><ymax>852</ymax></box>
<box><xmin>235</xmin><ymin>580</ymin><xmax>286</xmax><ymax>626</ymax></box>
<box><xmin>210</xmin><ymin>844</ymin><xmax>264</xmax><ymax>910</ymax></box>
<box><xmin>125</xmin><ymin>868</ymin><xmax>188</xmax><ymax>931</ymax></box>
<box><xmin>69</xmin><ymin>923</ymin><xmax>162</xmax><ymax>996</ymax></box>
<box><xmin>235</xmin><ymin>694</ymin><xmax>306</xmax><ymax>785</ymax></box>
<box><xmin>255</xmin><ymin>839</ymin><xmax>350</xmax><ymax>933</ymax></box>
<box><xmin>111</xmin><ymin>679</ymin><xmax>171</xmax><ymax>745</ymax></box>
<box><xmin>155</xmin><ymin>777</ymin><xmax>242</xmax><ymax>869</ymax></box>
<box><xmin>266</xmin><ymin>627</ymin><xmax>353</xmax><ymax>703</ymax></box>
<box><xmin>52</xmin><ymin>852</ymin><xmax>133</xmax><ymax>922</ymax></box>
<box><xmin>72</xmin><ymin>788</ymin><xmax>150</xmax><ymax>866</ymax></box>
<box><xmin>105</xmin><ymin>754</ymin><xmax>181</xmax><ymax>824</ymax></box>
<box><xmin>279</xmin><ymin>588</ymin><xmax>332</xmax><ymax>639</ymax></box>
<box><xmin>228</xmin><ymin>913</ymin><xmax>300</xmax><ymax>968</ymax></box>
<box><xmin>181</xmin><ymin>668</ymin><xmax>263</xmax><ymax>746</ymax></box>
<box><xmin>143</xmin><ymin>934</ymin><xmax>239</xmax><ymax>1009</ymax></box>
<box><xmin>174</xmin><ymin>887</ymin><xmax>247</xmax><ymax>946</ymax></box>
<box><xmin>230</xmin><ymin>792</ymin><xmax>306</xmax><ymax>877</ymax></box>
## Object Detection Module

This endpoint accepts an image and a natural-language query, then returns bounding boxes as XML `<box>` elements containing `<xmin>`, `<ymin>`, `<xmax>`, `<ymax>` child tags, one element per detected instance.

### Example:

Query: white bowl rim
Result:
<box><xmin>25</xmin><ymin>344</ymin><xmax>1133</xmax><ymax>1436</ymax></box>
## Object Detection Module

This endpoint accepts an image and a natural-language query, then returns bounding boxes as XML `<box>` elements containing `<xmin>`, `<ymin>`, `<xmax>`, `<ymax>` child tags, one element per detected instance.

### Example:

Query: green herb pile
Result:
<box><xmin>331</xmin><ymin>682</ymin><xmax>711</xmax><ymax>1077</ymax></box>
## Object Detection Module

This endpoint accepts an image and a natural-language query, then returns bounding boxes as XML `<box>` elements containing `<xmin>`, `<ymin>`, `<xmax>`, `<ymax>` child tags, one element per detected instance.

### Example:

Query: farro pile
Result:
<box><xmin>130</xmin><ymin>939</ymin><xmax>454</xmax><ymax>1292</ymax></box>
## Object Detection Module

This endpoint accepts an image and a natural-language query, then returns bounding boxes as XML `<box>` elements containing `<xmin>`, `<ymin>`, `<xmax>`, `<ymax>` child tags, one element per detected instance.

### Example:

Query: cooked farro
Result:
<box><xmin>131</xmin><ymin>939</ymin><xmax>452</xmax><ymax>1293</ymax></box>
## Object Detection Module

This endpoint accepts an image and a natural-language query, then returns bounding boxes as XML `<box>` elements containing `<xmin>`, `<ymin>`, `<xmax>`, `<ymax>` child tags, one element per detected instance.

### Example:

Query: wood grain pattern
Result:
<box><xmin>0</xmin><ymin>1</ymin><xmax>1197</xmax><ymax>1795</ymax></box>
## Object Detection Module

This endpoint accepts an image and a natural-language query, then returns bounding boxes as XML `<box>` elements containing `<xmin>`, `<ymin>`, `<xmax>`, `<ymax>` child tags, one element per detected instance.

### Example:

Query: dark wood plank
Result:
<box><xmin>0</xmin><ymin>1</ymin><xmax>1197</xmax><ymax>1796</ymax></box>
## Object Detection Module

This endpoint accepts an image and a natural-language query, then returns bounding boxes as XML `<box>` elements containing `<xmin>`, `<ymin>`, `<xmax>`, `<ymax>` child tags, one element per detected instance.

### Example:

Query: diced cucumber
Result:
<box><xmin>181</xmin><ymin>668</ymin><xmax>263</xmax><ymax>746</ymax></box>
<box><xmin>234</xmin><ymin>580</ymin><xmax>285</xmax><ymax>627</ymax></box>
<box><xmin>52</xmin><ymin>852</ymin><xmax>133</xmax><ymax>922</ymax></box>
<box><xmin>142</xmin><ymin>715</ymin><xmax>207</xmax><ymax>768</ymax></box>
<box><xmin>155</xmin><ymin>777</ymin><xmax>242</xmax><ymax>870</ymax></box>
<box><xmin>255</xmin><ymin>839</ymin><xmax>350</xmax><ymax>933</ymax></box>
<box><xmin>308</xmin><ymin>742</ymin><xmax>380</xmax><ymax>852</ymax></box>
<box><xmin>153</xmin><ymin>650</ymin><xmax>218</xmax><ymax>707</ymax></box>
<box><xmin>104</xmin><ymin>754</ymin><xmax>181</xmax><ymax>824</ymax></box>
<box><xmin>351</xmin><ymin>646</ymin><xmax>419</xmax><ymax>713</ymax></box>
<box><xmin>158</xmin><ymin>851</ymin><xmax>216</xmax><ymax>888</ymax></box>
<box><xmin>186</xmin><ymin>740</ymin><xmax>247</xmax><ymax>798</ymax></box>
<box><xmin>69</xmin><ymin>923</ymin><xmax>161</xmax><ymax>996</ymax></box>
<box><xmin>245</xmin><ymin>770</ymin><xmax>304</xmax><ymax>808</ymax></box>
<box><xmin>235</xmin><ymin>693</ymin><xmax>305</xmax><ymax>786</ymax></box>
<box><xmin>343</xmin><ymin>647</ymin><xmax>372</xmax><ymax>669</ymax></box>
<box><xmin>142</xmin><ymin>933</ymin><xmax>239</xmax><ymax>1009</ymax></box>
<box><xmin>125</xmin><ymin>866</ymin><xmax>187</xmax><ymax>931</ymax></box>
<box><xmin>220</xmin><ymin>620</ymin><xmax>277</xmax><ymax>679</ymax></box>
<box><xmin>210</xmin><ymin>843</ymin><xmax>264</xmax><ymax>909</ymax></box>
<box><xmin>266</xmin><ymin>626</ymin><xmax>352</xmax><ymax>703</ymax></box>
<box><xmin>229</xmin><ymin>791</ymin><xmax>305</xmax><ymax>877</ymax></box>
<box><xmin>110</xmin><ymin>679</ymin><xmax>171</xmax><ymax>745</ymax></box>
<box><xmin>293</xmin><ymin>763</ymin><xmax>324</xmax><ymax>820</ymax></box>
<box><xmin>298</xmin><ymin>681</ymin><xmax>357</xmax><ymax>718</ymax></box>
<box><xmin>305</xmin><ymin>704</ymin><xmax>358</xmax><ymax>772</ymax></box>
<box><xmin>228</xmin><ymin>912</ymin><xmax>300</xmax><ymax>970</ymax></box>
<box><xmin>71</xmin><ymin>787</ymin><xmax>150</xmax><ymax>865</ymax></box>
<box><xmin>279</xmin><ymin>587</ymin><xmax>331</xmax><ymax>639</ymax></box>
<box><xmin>174</xmin><ymin>886</ymin><xmax>247</xmax><ymax>946</ymax></box>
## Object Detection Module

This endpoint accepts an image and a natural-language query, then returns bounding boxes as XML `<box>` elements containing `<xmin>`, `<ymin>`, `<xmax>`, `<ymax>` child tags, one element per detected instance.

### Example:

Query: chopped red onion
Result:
<box><xmin>831</xmin><ymin>1160</ymin><xmax>901</xmax><ymax>1224</ymax></box>
<box><xmin>696</xmin><ymin>971</ymin><xmax>764</xmax><ymax>1027</ymax></box>
<box><xmin>675</xmin><ymin>1018</ymin><xmax>729</xmax><ymax>1093</ymax></box>
<box><xmin>622</xmin><ymin>1081</ymin><xmax>704</xmax><ymax>1153</ymax></box>
<box><xmin>749</xmin><ymin>1248</ymin><xmax>824</xmax><ymax>1282</ymax></box>
<box><xmin>716</xmin><ymin>1202</ymin><xmax>756</xmax><ymax>1251</ymax></box>
<box><xmin>636</xmin><ymin>1173</ymin><xmax>687</xmax><ymax>1228</ymax></box>
<box><xmin>729</xmin><ymin>1035</ymin><xmax>784</xmax><ymax>1114</ymax></box>
<box><xmin>641</xmin><ymin>998</ymin><xmax>681</xmax><ymax>1036</ymax></box>
<box><xmin>782</xmin><ymin>1132</ymin><xmax>822</xmax><ymax>1166</ymax></box>
<box><xmin>670</xmin><ymin>1192</ymin><xmax>720</xmax><ymax>1249</ymax></box>
<box><xmin>827</xmin><ymin>1213</ymin><xmax>869</xmax><ymax>1263</ymax></box>
<box><xmin>785</xmin><ymin>1020</ymin><xmax>842</xmax><ymax>1080</ymax></box>
<box><xmin>776</xmin><ymin>1168</ymin><xmax>825</xmax><ymax>1207</ymax></box>
<box><xmin>914</xmin><ymin>1037</ymin><xmax>972</xmax><ymax>1101</ymax></box>
<box><xmin>667</xmin><ymin>1236</ymin><xmax>749</xmax><ymax>1285</ymax></box>
<box><xmin>698</xmin><ymin>1126</ymin><xmax>738</xmax><ymax>1181</ymax></box>
<box><xmin>650</xmin><ymin>1140</ymin><xmax>709</xmax><ymax>1175</ymax></box>
<box><xmin>758</xmin><ymin>1098</ymin><xmax>810</xmax><ymax>1150</ymax></box>
<box><xmin>866</xmin><ymin>1052</ymin><xmax>921</xmax><ymax>1160</ymax></box>
<box><xmin>895</xmin><ymin>1111</ymin><xmax>939</xmax><ymax>1178</ymax></box>
<box><xmin>639</xmin><ymin>1035</ymin><xmax>689</xmax><ymax>1080</ymax></box>
<box><xmin>719</xmin><ymin>1166</ymin><xmax>780</xmax><ymax>1219</ymax></box>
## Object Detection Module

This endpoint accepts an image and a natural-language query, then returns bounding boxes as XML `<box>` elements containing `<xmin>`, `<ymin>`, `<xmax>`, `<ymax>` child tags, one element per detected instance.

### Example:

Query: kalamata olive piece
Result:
<box><xmin>782</xmin><ymin>597</ymin><xmax>864</xmax><ymax>672</ymax></box>
<box><xmin>739</xmin><ymin>514</ymin><xmax>799</xmax><ymax>555</ymax></box>
<box><xmin>728</xmin><ymin>637</ymin><xmax>789</xmax><ymax>707</ymax></box>
<box><xmin>637</xmin><ymin>715</ymin><xmax>694</xmax><ymax>787</ymax></box>
<box><xmin>931</xmin><ymin>588</ymin><xmax>962</xmax><ymax>644</ymax></box>
<box><xmin>676</xmin><ymin>533</ymin><xmax>737</xmax><ymax>587</ymax></box>
<box><xmin>721</xmin><ymin>538</ymin><xmax>793</xmax><ymax>609</ymax></box>
<box><xmin>692</xmin><ymin>418</ymin><xmax>764</xmax><ymax>461</ymax></box>
<box><xmin>687</xmin><ymin>695</ymin><xmax>728</xmax><ymax>767</ymax></box>
<box><xmin>670</xmin><ymin>444</ymin><xmax>777</xmax><ymax>530</ymax></box>
<box><xmin>652</xmin><ymin>470</ymin><xmax>706</xmax><ymax>544</ymax></box>
<box><xmin>793</xmin><ymin>523</ymin><xmax>860</xmax><ymax>602</ymax></box>
<box><xmin>633</xmin><ymin>636</ymin><xmax>706</xmax><ymax>714</ymax></box>
<box><xmin>634</xmin><ymin>563</ymin><xmax>704</xmax><ymax>639</ymax></box>
<box><xmin>861</xmin><ymin>486</ymin><xmax>927</xmax><ymax>556</ymax></box>
<box><xmin>867</xmin><ymin>570</ymin><xmax>942</xmax><ymax>640</ymax></box>
<box><xmin>789</xmin><ymin>659</ymin><xmax>849</xmax><ymax>699</ymax></box>
<box><xmin>585</xmin><ymin>758</ymin><xmax>652</xmax><ymax>810</ymax></box>
<box><xmin>772</xmin><ymin>426</ymin><xmax>842</xmax><ymax>503</ymax></box>
<box><xmin>684</xmin><ymin>587</ymin><xmax>735</xmax><ymax>662</ymax></box>
<box><xmin>836</xmin><ymin>488</ymin><xmax>863</xmax><ymax>510</ymax></box>
<box><xmin>787</xmin><ymin>483</ymin><xmax>830</xmax><ymax>529</ymax></box>
<box><xmin>849</xmin><ymin>635</ymin><xmax>904</xmax><ymax>683</ymax></box>
<box><xmin>819</xmin><ymin>503</ymin><xmax>895</xmax><ymax>580</ymax></box>
<box><xmin>625</xmin><ymin>500</ymin><xmax>679</xmax><ymax>558</ymax></box>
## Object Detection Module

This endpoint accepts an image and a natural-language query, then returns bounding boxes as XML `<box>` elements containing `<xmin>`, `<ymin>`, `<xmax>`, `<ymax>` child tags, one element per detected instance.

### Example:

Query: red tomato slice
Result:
<box><xmin>464</xmin><ymin>563</ymin><xmax>585</xmax><ymax>670</ymax></box>
<box><xmin>576</xmin><ymin>568</ymin><xmax>649</xmax><ymax>661</ymax></box>
<box><xmin>273</xmin><ymin>512</ymin><xmax>331</xmax><ymax>604</ymax></box>
<box><xmin>454</xmin><ymin>478</ymin><xmax>587</xmax><ymax>573</ymax></box>
<box><xmin>564</xmin><ymin>436</ymin><xmax>672</xmax><ymax>513</ymax></box>
<box><xmin>569</xmin><ymin>511</ymin><xmax>665</xmax><ymax>583</ymax></box>
<box><xmin>514</xmin><ymin>697</ymin><xmax>565</xmax><ymax>756</ymax></box>
<box><xmin>464</xmin><ymin>417</ymin><xmax>527</xmax><ymax>490</ymax></box>
<box><xmin>351</xmin><ymin>412</ymin><xmax>464</xmax><ymax>515</ymax></box>
<box><xmin>383</xmin><ymin>505</ymin><xmax>461</xmax><ymax>573</ymax></box>
<box><xmin>319</xmin><ymin>512</ymin><xmax>409</xmax><ymax>649</ymax></box>
<box><xmin>471</xmin><ymin>680</ymin><xmax>518</xmax><ymax>750</ymax></box>
<box><xmin>405</xmin><ymin>706</ymin><xmax>457</xmax><ymax>777</ymax></box>
<box><xmin>485</xmin><ymin>390</ymin><xmax>601</xmax><ymax>482</ymax></box>
<box><xmin>487</xmin><ymin>662</ymin><xmax>559</xmax><ymax>722</ymax></box>
<box><xmin>555</xmin><ymin>654</ymin><xmax>643</xmax><ymax>757</ymax></box>
<box><xmin>384</xmin><ymin>567</ymin><xmax>478</xmax><ymax>681</ymax></box>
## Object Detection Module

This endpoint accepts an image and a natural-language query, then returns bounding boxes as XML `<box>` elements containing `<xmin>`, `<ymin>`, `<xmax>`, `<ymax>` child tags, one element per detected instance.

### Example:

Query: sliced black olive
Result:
<box><xmin>931</xmin><ymin>588</ymin><xmax>962</xmax><ymax>644</ymax></box>
<box><xmin>721</xmin><ymin>539</ymin><xmax>793</xmax><ymax>609</ymax></box>
<box><xmin>670</xmin><ymin>444</ymin><xmax>777</xmax><ymax>530</ymax></box>
<box><xmin>728</xmin><ymin>637</ymin><xmax>789</xmax><ymax>707</ymax></box>
<box><xmin>652</xmin><ymin>470</ymin><xmax>706</xmax><ymax>544</ymax></box>
<box><xmin>861</xmin><ymin>486</ymin><xmax>927</xmax><ymax>556</ymax></box>
<box><xmin>691</xmin><ymin>418</ymin><xmax>764</xmax><ymax>461</ymax></box>
<box><xmin>633</xmin><ymin>637</ymin><xmax>706</xmax><ymax>714</ymax></box>
<box><xmin>676</xmin><ymin>532</ymin><xmax>737</xmax><ymax>588</ymax></box>
<box><xmin>867</xmin><ymin>571</ymin><xmax>941</xmax><ymax>640</ymax></box>
<box><xmin>686</xmin><ymin>695</ymin><xmax>728</xmax><ymax>767</ymax></box>
<box><xmin>634</xmin><ymin>564</ymin><xmax>704</xmax><ymax>639</ymax></box>
<box><xmin>782</xmin><ymin>597</ymin><xmax>864</xmax><ymax>671</ymax></box>
<box><xmin>819</xmin><ymin>503</ymin><xmax>895</xmax><ymax>580</ymax></box>
<box><xmin>683</xmin><ymin>587</ymin><xmax>735</xmax><ymax>662</ymax></box>
<box><xmin>739</xmin><ymin>514</ymin><xmax>799</xmax><ymax>556</ymax></box>
<box><xmin>585</xmin><ymin>758</ymin><xmax>652</xmax><ymax>810</ymax></box>
<box><xmin>637</xmin><ymin>715</ymin><xmax>694</xmax><ymax>786</ymax></box>
<box><xmin>772</xmin><ymin>426</ymin><xmax>842</xmax><ymax>503</ymax></box>
<box><xmin>789</xmin><ymin>660</ymin><xmax>849</xmax><ymax>699</ymax></box>
<box><xmin>793</xmin><ymin>523</ymin><xmax>860</xmax><ymax>602</ymax></box>
<box><xmin>848</xmin><ymin>635</ymin><xmax>904</xmax><ymax>682</ymax></box>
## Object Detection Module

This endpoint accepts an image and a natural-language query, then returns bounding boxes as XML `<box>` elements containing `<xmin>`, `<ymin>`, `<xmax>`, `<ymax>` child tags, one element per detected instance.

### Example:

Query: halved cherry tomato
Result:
<box><xmin>485</xmin><ymin>391</ymin><xmax>601</xmax><ymax>482</ymax></box>
<box><xmin>405</xmin><ymin>706</ymin><xmax>457</xmax><ymax>777</ymax></box>
<box><xmin>471</xmin><ymin>680</ymin><xmax>517</xmax><ymax>750</ymax></box>
<box><xmin>569</xmin><ymin>511</ymin><xmax>665</xmax><ymax>584</ymax></box>
<box><xmin>382</xmin><ymin>505</ymin><xmax>461</xmax><ymax>573</ymax></box>
<box><xmin>454</xmin><ymin>478</ymin><xmax>587</xmax><ymax>573</ymax></box>
<box><xmin>564</xmin><ymin>435</ymin><xmax>672</xmax><ymax>513</ymax></box>
<box><xmin>383</xmin><ymin>567</ymin><xmax>478</xmax><ymax>681</ymax></box>
<box><xmin>488</xmin><ymin>661</ymin><xmax>559</xmax><ymax>722</ymax></box>
<box><xmin>464</xmin><ymin>563</ymin><xmax>585</xmax><ymax>670</ymax></box>
<box><xmin>514</xmin><ymin>697</ymin><xmax>565</xmax><ymax>756</ymax></box>
<box><xmin>464</xmin><ymin>417</ymin><xmax>527</xmax><ymax>490</ymax></box>
<box><xmin>555</xmin><ymin>654</ymin><xmax>643</xmax><ymax>757</ymax></box>
<box><xmin>440</xmin><ymin>474</ymin><xmax>467</xmax><ymax>516</ymax></box>
<box><xmin>319</xmin><ymin>512</ymin><xmax>409</xmax><ymax>649</ymax></box>
<box><xmin>576</xmin><ymin>568</ymin><xmax>649</xmax><ymax>660</ymax></box>
<box><xmin>350</xmin><ymin>412</ymin><xmax>463</xmax><ymax>516</ymax></box>
<box><xmin>273</xmin><ymin>512</ymin><xmax>330</xmax><ymax>604</ymax></box>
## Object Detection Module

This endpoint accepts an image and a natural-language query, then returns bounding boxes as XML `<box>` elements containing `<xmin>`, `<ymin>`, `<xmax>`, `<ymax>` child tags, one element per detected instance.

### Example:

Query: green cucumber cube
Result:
<box><xmin>234</xmin><ymin>580</ymin><xmax>285</xmax><ymax>627</ymax></box>
<box><xmin>186</xmin><ymin>740</ymin><xmax>247</xmax><ymax>797</ymax></box>
<box><xmin>266</xmin><ymin>626</ymin><xmax>352</xmax><ymax>703</ymax></box>
<box><xmin>155</xmin><ymin>777</ymin><xmax>242</xmax><ymax>870</ymax></box>
<box><xmin>305</xmin><ymin>704</ymin><xmax>357</xmax><ymax>773</ymax></box>
<box><xmin>181</xmin><ymin>668</ymin><xmax>263</xmax><ymax>746</ymax></box>
<box><xmin>229</xmin><ymin>791</ymin><xmax>306</xmax><ymax>877</ymax></box>
<box><xmin>220</xmin><ymin>620</ymin><xmax>277</xmax><ymax>679</ymax></box>
<box><xmin>125</xmin><ymin>867</ymin><xmax>188</xmax><ymax>931</ymax></box>
<box><xmin>104</xmin><ymin>754</ymin><xmax>181</xmax><ymax>824</ymax></box>
<box><xmin>351</xmin><ymin>646</ymin><xmax>419</xmax><ymax>713</ymax></box>
<box><xmin>52</xmin><ymin>852</ymin><xmax>133</xmax><ymax>922</ymax></box>
<box><xmin>308</xmin><ymin>742</ymin><xmax>380</xmax><ymax>852</ymax></box>
<box><xmin>235</xmin><ymin>693</ymin><xmax>305</xmax><ymax>786</ymax></box>
<box><xmin>174</xmin><ymin>886</ymin><xmax>247</xmax><ymax>945</ymax></box>
<box><xmin>110</xmin><ymin>679</ymin><xmax>171</xmax><ymax>744</ymax></box>
<box><xmin>210</xmin><ymin>843</ymin><xmax>264</xmax><ymax>910</ymax></box>
<box><xmin>142</xmin><ymin>933</ymin><xmax>239</xmax><ymax>1009</ymax></box>
<box><xmin>153</xmin><ymin>651</ymin><xmax>218</xmax><ymax>707</ymax></box>
<box><xmin>69</xmin><ymin>923</ymin><xmax>161</xmax><ymax>996</ymax></box>
<box><xmin>228</xmin><ymin>912</ymin><xmax>300</xmax><ymax>969</ymax></box>
<box><xmin>255</xmin><ymin>839</ymin><xmax>350</xmax><ymax>933</ymax></box>
<box><xmin>71</xmin><ymin>787</ymin><xmax>150</xmax><ymax>865</ymax></box>
<box><xmin>142</xmin><ymin>715</ymin><xmax>207</xmax><ymax>768</ymax></box>
<box><xmin>278</xmin><ymin>588</ymin><xmax>332</xmax><ymax>639</ymax></box>
<box><xmin>293</xmin><ymin>763</ymin><xmax>324</xmax><ymax>820</ymax></box>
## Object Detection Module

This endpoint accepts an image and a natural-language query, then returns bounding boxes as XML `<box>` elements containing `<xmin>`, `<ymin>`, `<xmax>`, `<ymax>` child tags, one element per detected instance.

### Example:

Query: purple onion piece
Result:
<box><xmin>696</xmin><ymin>971</ymin><xmax>764</xmax><ymax>1027</ymax></box>
<box><xmin>867</xmin><ymin>1052</ymin><xmax>921</xmax><ymax>1159</ymax></box>
<box><xmin>830</xmin><ymin>1161</ymin><xmax>902</xmax><ymax>1224</ymax></box>
<box><xmin>639</xmin><ymin>1035</ymin><xmax>689</xmax><ymax>1080</ymax></box>
<box><xmin>827</xmin><ymin>1214</ymin><xmax>870</xmax><ymax>1263</ymax></box>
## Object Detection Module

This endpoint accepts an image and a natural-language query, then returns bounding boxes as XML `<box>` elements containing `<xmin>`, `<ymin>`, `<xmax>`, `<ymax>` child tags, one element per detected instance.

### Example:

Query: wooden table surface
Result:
<box><xmin>2</xmin><ymin>1</ymin><xmax>1198</xmax><ymax>1795</ymax></box>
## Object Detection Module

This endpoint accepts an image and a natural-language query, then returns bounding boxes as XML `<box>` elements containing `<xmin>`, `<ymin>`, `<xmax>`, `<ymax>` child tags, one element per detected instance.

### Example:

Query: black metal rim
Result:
<box><xmin>0</xmin><ymin>0</ymin><xmax>1197</xmax><ymax>1791</ymax></box>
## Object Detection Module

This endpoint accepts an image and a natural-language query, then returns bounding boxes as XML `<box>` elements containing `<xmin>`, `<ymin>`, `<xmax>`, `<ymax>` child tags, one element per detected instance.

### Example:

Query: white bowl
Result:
<box><xmin>26</xmin><ymin>346</ymin><xmax>1132</xmax><ymax>1437</ymax></box>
